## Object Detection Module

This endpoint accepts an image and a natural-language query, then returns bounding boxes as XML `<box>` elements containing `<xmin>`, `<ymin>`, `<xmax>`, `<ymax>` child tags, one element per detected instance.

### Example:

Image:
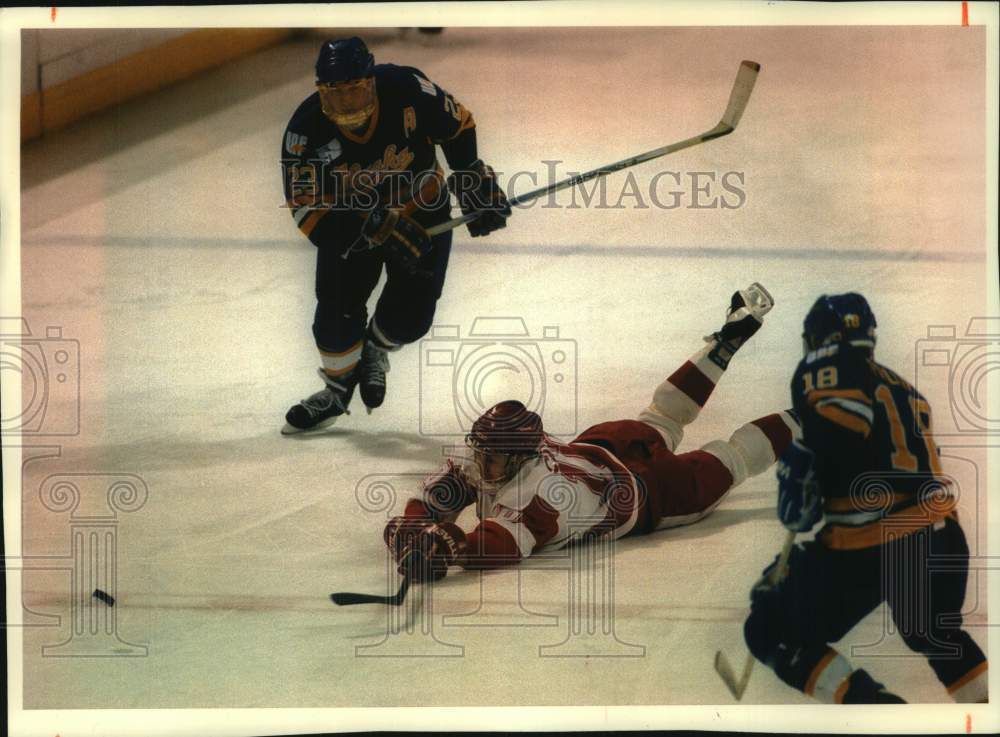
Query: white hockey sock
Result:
<box><xmin>368</xmin><ymin>317</ymin><xmax>403</xmax><ymax>352</ymax></box>
<box><xmin>700</xmin><ymin>411</ymin><xmax>798</xmax><ymax>487</ymax></box>
<box><xmin>638</xmin><ymin>343</ymin><xmax>724</xmax><ymax>450</ymax></box>
<box><xmin>805</xmin><ymin>650</ymin><xmax>855</xmax><ymax>703</ymax></box>
<box><xmin>319</xmin><ymin>339</ymin><xmax>363</xmax><ymax>378</ymax></box>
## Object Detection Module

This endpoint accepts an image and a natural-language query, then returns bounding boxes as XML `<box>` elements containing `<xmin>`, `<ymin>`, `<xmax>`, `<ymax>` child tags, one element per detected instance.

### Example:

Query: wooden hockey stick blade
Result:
<box><xmin>330</xmin><ymin>576</ymin><xmax>411</xmax><ymax>607</ymax></box>
<box><xmin>714</xmin><ymin>650</ymin><xmax>756</xmax><ymax>700</ymax></box>
<box><xmin>426</xmin><ymin>59</ymin><xmax>761</xmax><ymax>238</ymax></box>
<box><xmin>735</xmin><ymin>653</ymin><xmax>756</xmax><ymax>699</ymax></box>
<box><xmin>719</xmin><ymin>60</ymin><xmax>761</xmax><ymax>130</ymax></box>
<box><xmin>713</xmin><ymin>532</ymin><xmax>792</xmax><ymax>700</ymax></box>
<box><xmin>714</xmin><ymin>650</ymin><xmax>743</xmax><ymax>699</ymax></box>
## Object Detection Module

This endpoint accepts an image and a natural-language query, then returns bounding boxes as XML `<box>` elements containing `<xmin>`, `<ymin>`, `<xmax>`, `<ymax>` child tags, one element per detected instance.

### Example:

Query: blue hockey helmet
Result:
<box><xmin>315</xmin><ymin>37</ymin><xmax>376</xmax><ymax>128</ymax></box>
<box><xmin>802</xmin><ymin>292</ymin><xmax>877</xmax><ymax>353</ymax></box>
<box><xmin>315</xmin><ymin>37</ymin><xmax>374</xmax><ymax>84</ymax></box>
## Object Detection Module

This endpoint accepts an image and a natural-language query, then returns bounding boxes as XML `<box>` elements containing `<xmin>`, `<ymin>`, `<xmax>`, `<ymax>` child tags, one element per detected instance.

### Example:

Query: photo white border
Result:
<box><xmin>2</xmin><ymin>1</ymin><xmax>998</xmax><ymax>734</ymax></box>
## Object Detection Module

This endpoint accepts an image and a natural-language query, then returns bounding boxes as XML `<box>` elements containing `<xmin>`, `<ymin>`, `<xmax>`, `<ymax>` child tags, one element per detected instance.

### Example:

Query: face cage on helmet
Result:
<box><xmin>317</xmin><ymin>78</ymin><xmax>376</xmax><ymax>128</ymax></box>
<box><xmin>465</xmin><ymin>434</ymin><xmax>537</xmax><ymax>486</ymax></box>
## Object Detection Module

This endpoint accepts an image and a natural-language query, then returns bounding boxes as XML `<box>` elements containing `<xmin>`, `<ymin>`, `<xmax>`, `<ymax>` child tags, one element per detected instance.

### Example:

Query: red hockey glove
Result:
<box><xmin>398</xmin><ymin>522</ymin><xmax>467</xmax><ymax>582</ymax></box>
<box><xmin>383</xmin><ymin>511</ymin><xmax>434</xmax><ymax>564</ymax></box>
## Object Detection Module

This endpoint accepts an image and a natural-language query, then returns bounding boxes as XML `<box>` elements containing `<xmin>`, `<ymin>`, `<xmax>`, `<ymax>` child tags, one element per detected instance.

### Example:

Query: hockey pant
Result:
<box><xmin>575</xmin><ymin>340</ymin><xmax>799</xmax><ymax>536</ymax></box>
<box><xmin>312</xmin><ymin>204</ymin><xmax>453</xmax><ymax>378</ymax></box>
<box><xmin>743</xmin><ymin>517</ymin><xmax>988</xmax><ymax>702</ymax></box>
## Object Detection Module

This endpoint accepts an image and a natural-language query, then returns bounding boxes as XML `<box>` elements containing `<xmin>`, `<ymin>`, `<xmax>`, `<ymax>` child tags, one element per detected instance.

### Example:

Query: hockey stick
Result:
<box><xmin>330</xmin><ymin>574</ymin><xmax>412</xmax><ymax>607</ymax></box>
<box><xmin>713</xmin><ymin>529</ymin><xmax>796</xmax><ymax>700</ymax></box>
<box><xmin>426</xmin><ymin>59</ymin><xmax>760</xmax><ymax>238</ymax></box>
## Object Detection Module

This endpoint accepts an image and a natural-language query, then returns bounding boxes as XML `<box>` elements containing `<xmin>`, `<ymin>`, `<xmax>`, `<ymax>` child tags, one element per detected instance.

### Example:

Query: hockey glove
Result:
<box><xmin>383</xmin><ymin>506</ymin><xmax>436</xmax><ymax>564</ymax></box>
<box><xmin>362</xmin><ymin>207</ymin><xmax>432</xmax><ymax>273</ymax></box>
<box><xmin>447</xmin><ymin>159</ymin><xmax>511</xmax><ymax>237</ymax></box>
<box><xmin>776</xmin><ymin>440</ymin><xmax>823</xmax><ymax>533</ymax></box>
<box><xmin>398</xmin><ymin>522</ymin><xmax>467</xmax><ymax>582</ymax></box>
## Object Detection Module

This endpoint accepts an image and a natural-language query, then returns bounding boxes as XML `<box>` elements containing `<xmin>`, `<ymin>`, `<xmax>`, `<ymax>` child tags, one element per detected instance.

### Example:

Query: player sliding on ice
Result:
<box><xmin>383</xmin><ymin>283</ymin><xmax>800</xmax><ymax>580</ymax></box>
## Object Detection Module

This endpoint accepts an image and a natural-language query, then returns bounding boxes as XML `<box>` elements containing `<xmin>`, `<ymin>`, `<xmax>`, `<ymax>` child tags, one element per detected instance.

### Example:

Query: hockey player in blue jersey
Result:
<box><xmin>280</xmin><ymin>37</ymin><xmax>510</xmax><ymax>433</ymax></box>
<box><xmin>743</xmin><ymin>293</ymin><xmax>987</xmax><ymax>703</ymax></box>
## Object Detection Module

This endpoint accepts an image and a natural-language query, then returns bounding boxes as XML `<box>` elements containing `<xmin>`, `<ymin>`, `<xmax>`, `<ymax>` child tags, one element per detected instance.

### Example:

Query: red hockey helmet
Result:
<box><xmin>465</xmin><ymin>400</ymin><xmax>544</xmax><ymax>455</ymax></box>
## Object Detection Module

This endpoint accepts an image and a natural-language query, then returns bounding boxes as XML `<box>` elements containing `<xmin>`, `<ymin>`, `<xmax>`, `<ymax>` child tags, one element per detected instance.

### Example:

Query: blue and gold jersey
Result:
<box><xmin>280</xmin><ymin>64</ymin><xmax>477</xmax><ymax>250</ymax></box>
<box><xmin>791</xmin><ymin>344</ymin><xmax>954</xmax><ymax>549</ymax></box>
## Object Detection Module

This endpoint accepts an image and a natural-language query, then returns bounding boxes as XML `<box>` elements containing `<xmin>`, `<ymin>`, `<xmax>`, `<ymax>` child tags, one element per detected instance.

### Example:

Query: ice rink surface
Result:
<box><xmin>15</xmin><ymin>27</ymin><xmax>990</xmax><ymax>708</ymax></box>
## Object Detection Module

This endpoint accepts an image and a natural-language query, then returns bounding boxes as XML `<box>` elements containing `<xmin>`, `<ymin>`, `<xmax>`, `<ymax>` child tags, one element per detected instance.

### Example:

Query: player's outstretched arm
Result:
<box><xmin>382</xmin><ymin>460</ymin><xmax>477</xmax><ymax>566</ymax></box>
<box><xmin>458</xmin><ymin>520</ymin><xmax>524</xmax><ymax>570</ymax></box>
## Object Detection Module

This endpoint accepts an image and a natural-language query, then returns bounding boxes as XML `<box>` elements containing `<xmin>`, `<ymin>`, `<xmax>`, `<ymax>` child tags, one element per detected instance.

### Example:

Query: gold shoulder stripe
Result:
<box><xmin>807</xmin><ymin>388</ymin><xmax>872</xmax><ymax>405</ymax></box>
<box><xmin>816</xmin><ymin>403</ymin><xmax>872</xmax><ymax>437</ymax></box>
<box><xmin>436</xmin><ymin>106</ymin><xmax>476</xmax><ymax>143</ymax></box>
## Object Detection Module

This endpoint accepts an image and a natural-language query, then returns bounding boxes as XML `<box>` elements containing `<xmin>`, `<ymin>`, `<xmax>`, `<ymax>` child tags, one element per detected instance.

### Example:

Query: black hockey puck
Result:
<box><xmin>92</xmin><ymin>588</ymin><xmax>115</xmax><ymax>606</ymax></box>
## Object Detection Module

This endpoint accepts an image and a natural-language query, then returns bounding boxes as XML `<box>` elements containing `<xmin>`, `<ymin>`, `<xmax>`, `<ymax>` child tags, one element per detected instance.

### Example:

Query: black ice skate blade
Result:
<box><xmin>280</xmin><ymin>417</ymin><xmax>343</xmax><ymax>436</ymax></box>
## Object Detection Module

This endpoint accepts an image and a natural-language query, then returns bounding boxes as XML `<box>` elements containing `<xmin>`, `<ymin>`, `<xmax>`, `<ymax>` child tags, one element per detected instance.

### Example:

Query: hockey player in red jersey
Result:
<box><xmin>280</xmin><ymin>37</ymin><xmax>510</xmax><ymax>434</ymax></box>
<box><xmin>383</xmin><ymin>283</ymin><xmax>800</xmax><ymax>580</ymax></box>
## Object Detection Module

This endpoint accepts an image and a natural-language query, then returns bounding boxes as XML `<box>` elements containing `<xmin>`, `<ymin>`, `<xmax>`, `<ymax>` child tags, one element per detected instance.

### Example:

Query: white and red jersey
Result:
<box><xmin>407</xmin><ymin>431</ymin><xmax>646</xmax><ymax>568</ymax></box>
<box><xmin>479</xmin><ymin>435</ymin><xmax>642</xmax><ymax>557</ymax></box>
<box><xmin>401</xmin><ymin>414</ymin><xmax>781</xmax><ymax>568</ymax></box>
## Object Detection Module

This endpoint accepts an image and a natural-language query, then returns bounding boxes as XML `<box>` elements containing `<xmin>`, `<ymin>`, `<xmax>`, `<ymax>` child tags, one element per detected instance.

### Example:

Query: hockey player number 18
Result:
<box><xmin>874</xmin><ymin>386</ymin><xmax>944</xmax><ymax>476</ymax></box>
<box><xmin>801</xmin><ymin>366</ymin><xmax>838</xmax><ymax>393</ymax></box>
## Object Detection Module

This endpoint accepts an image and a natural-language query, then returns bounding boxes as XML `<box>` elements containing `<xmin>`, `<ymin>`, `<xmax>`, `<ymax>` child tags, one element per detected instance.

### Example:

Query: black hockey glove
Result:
<box><xmin>447</xmin><ymin>159</ymin><xmax>511</xmax><ymax>237</ymax></box>
<box><xmin>362</xmin><ymin>207</ymin><xmax>432</xmax><ymax>273</ymax></box>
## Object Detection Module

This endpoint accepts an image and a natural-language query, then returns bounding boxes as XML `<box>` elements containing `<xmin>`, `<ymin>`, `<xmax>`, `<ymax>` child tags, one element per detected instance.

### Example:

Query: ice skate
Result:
<box><xmin>282</xmin><ymin>369</ymin><xmax>356</xmax><ymax>435</ymax></box>
<box><xmin>841</xmin><ymin>670</ymin><xmax>907</xmax><ymax>704</ymax></box>
<box><xmin>358</xmin><ymin>340</ymin><xmax>389</xmax><ymax>414</ymax></box>
<box><xmin>704</xmin><ymin>282</ymin><xmax>774</xmax><ymax>369</ymax></box>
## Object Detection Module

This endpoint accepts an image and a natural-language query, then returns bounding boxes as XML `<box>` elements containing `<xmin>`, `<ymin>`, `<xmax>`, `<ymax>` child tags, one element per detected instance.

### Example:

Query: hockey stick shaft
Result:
<box><xmin>330</xmin><ymin>574</ymin><xmax>411</xmax><ymax>607</ymax></box>
<box><xmin>426</xmin><ymin>60</ymin><xmax>759</xmax><ymax>238</ymax></box>
<box><xmin>714</xmin><ymin>529</ymin><xmax>796</xmax><ymax>700</ymax></box>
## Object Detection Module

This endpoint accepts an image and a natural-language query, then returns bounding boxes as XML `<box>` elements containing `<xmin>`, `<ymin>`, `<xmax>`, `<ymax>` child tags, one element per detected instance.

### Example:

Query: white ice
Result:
<box><xmin>14</xmin><ymin>27</ymin><xmax>990</xmax><ymax>710</ymax></box>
